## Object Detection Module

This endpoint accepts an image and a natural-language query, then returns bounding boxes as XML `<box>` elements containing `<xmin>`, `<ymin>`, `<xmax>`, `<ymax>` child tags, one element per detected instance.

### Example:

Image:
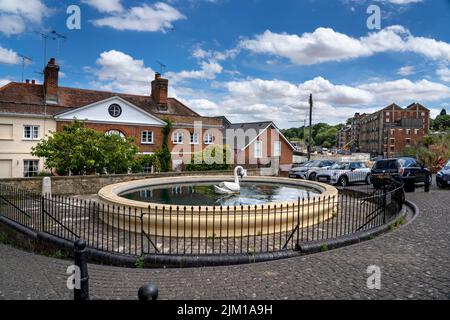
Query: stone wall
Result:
<box><xmin>0</xmin><ymin>169</ymin><xmax>261</xmax><ymax>195</ymax></box>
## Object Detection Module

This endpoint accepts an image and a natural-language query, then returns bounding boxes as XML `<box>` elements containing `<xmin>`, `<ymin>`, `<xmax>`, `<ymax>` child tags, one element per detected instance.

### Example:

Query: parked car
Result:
<box><xmin>288</xmin><ymin>160</ymin><xmax>335</xmax><ymax>180</ymax></box>
<box><xmin>327</xmin><ymin>161</ymin><xmax>372</xmax><ymax>187</ymax></box>
<box><xmin>436</xmin><ymin>160</ymin><xmax>450</xmax><ymax>189</ymax></box>
<box><xmin>371</xmin><ymin>157</ymin><xmax>431</xmax><ymax>190</ymax></box>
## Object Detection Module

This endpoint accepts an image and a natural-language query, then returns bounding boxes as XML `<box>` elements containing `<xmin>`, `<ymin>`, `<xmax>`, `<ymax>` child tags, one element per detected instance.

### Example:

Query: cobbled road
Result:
<box><xmin>0</xmin><ymin>186</ymin><xmax>449</xmax><ymax>300</ymax></box>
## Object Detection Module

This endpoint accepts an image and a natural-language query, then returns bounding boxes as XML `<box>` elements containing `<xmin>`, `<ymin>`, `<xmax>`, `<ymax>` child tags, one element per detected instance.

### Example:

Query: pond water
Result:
<box><xmin>120</xmin><ymin>182</ymin><xmax>320</xmax><ymax>206</ymax></box>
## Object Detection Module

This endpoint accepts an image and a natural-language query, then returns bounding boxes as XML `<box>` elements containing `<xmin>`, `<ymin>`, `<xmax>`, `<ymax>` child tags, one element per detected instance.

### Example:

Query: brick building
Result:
<box><xmin>0</xmin><ymin>58</ymin><xmax>294</xmax><ymax>178</ymax></box>
<box><xmin>349</xmin><ymin>103</ymin><xmax>430</xmax><ymax>157</ymax></box>
<box><xmin>337</xmin><ymin>126</ymin><xmax>351</xmax><ymax>149</ymax></box>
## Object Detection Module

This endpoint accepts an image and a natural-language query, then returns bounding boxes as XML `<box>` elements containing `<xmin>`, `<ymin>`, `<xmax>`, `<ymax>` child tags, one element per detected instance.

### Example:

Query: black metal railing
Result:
<box><xmin>0</xmin><ymin>180</ymin><xmax>405</xmax><ymax>258</ymax></box>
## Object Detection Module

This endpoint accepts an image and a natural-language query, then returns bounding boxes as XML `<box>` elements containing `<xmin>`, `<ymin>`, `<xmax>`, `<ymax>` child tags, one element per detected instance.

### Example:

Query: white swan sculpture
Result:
<box><xmin>214</xmin><ymin>166</ymin><xmax>247</xmax><ymax>195</ymax></box>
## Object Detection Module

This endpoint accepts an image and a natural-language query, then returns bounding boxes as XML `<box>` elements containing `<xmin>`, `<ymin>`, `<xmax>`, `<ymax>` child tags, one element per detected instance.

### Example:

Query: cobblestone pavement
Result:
<box><xmin>0</xmin><ymin>186</ymin><xmax>449</xmax><ymax>300</ymax></box>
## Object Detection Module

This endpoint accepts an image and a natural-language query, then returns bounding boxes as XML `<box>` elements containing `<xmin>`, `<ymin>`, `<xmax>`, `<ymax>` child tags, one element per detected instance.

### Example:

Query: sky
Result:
<box><xmin>0</xmin><ymin>0</ymin><xmax>449</xmax><ymax>128</ymax></box>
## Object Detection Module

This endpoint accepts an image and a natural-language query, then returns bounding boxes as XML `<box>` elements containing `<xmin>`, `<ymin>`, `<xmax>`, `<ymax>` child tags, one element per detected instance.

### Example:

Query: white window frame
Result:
<box><xmin>173</xmin><ymin>132</ymin><xmax>183</xmax><ymax>144</ymax></box>
<box><xmin>274</xmin><ymin>141</ymin><xmax>281</xmax><ymax>157</ymax></box>
<box><xmin>23</xmin><ymin>160</ymin><xmax>39</xmax><ymax>177</ymax></box>
<box><xmin>23</xmin><ymin>125</ymin><xmax>40</xmax><ymax>140</ymax></box>
<box><xmin>105</xmin><ymin>129</ymin><xmax>126</xmax><ymax>139</ymax></box>
<box><xmin>415</xmin><ymin>129</ymin><xmax>419</xmax><ymax>135</ymax></box>
<box><xmin>190</xmin><ymin>133</ymin><xmax>199</xmax><ymax>145</ymax></box>
<box><xmin>141</xmin><ymin>131</ymin><xmax>154</xmax><ymax>144</ymax></box>
<box><xmin>254</xmin><ymin>140</ymin><xmax>263</xmax><ymax>159</ymax></box>
<box><xmin>406</xmin><ymin>129</ymin><xmax>411</xmax><ymax>135</ymax></box>
<box><xmin>204</xmin><ymin>133</ymin><xmax>214</xmax><ymax>145</ymax></box>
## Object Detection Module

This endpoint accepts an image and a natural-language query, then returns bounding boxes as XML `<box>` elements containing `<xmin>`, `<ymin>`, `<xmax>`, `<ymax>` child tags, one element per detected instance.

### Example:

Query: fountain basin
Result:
<box><xmin>98</xmin><ymin>176</ymin><xmax>339</xmax><ymax>238</ymax></box>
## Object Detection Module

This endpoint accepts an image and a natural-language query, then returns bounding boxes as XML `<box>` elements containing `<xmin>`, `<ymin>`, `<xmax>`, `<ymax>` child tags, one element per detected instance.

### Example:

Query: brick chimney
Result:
<box><xmin>43</xmin><ymin>58</ymin><xmax>59</xmax><ymax>104</ymax></box>
<box><xmin>151</xmin><ymin>72</ymin><xmax>168</xmax><ymax>111</ymax></box>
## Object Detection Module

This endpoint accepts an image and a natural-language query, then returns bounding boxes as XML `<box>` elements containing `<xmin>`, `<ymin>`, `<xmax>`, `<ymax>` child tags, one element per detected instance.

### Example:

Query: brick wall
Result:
<box><xmin>0</xmin><ymin>170</ymin><xmax>261</xmax><ymax>195</ymax></box>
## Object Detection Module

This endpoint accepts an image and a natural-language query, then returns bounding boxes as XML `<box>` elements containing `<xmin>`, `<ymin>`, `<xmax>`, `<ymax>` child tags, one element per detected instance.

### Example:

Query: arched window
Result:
<box><xmin>105</xmin><ymin>130</ymin><xmax>126</xmax><ymax>139</ymax></box>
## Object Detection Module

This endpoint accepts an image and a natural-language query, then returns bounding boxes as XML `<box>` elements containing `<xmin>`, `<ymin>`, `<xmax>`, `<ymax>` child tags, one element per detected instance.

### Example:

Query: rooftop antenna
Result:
<box><xmin>50</xmin><ymin>30</ymin><xmax>67</xmax><ymax>61</ymax></box>
<box><xmin>35</xmin><ymin>31</ymin><xmax>49</xmax><ymax>68</ymax></box>
<box><xmin>18</xmin><ymin>54</ymin><xmax>32</xmax><ymax>82</ymax></box>
<box><xmin>156</xmin><ymin>61</ymin><xmax>167</xmax><ymax>75</ymax></box>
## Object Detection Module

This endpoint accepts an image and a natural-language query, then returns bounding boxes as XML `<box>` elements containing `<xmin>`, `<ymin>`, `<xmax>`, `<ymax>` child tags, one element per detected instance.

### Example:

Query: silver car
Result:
<box><xmin>289</xmin><ymin>160</ymin><xmax>335</xmax><ymax>180</ymax></box>
<box><xmin>328</xmin><ymin>161</ymin><xmax>371</xmax><ymax>187</ymax></box>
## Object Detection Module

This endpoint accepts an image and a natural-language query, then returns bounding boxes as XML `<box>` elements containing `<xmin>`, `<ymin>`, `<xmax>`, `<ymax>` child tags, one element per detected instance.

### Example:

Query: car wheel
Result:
<box><xmin>309</xmin><ymin>172</ymin><xmax>317</xmax><ymax>181</ymax></box>
<box><xmin>437</xmin><ymin>179</ymin><xmax>444</xmax><ymax>189</ymax></box>
<box><xmin>365</xmin><ymin>174</ymin><xmax>372</xmax><ymax>185</ymax></box>
<box><xmin>338</xmin><ymin>176</ymin><xmax>348</xmax><ymax>187</ymax></box>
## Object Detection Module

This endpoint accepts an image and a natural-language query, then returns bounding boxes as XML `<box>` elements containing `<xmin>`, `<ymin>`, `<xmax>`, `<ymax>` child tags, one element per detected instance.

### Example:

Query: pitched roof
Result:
<box><xmin>226</xmin><ymin>121</ymin><xmax>294</xmax><ymax>151</ymax></box>
<box><xmin>0</xmin><ymin>82</ymin><xmax>224</xmax><ymax>126</ymax></box>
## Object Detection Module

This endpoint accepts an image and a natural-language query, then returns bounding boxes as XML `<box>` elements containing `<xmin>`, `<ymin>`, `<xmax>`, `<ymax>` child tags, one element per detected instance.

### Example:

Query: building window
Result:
<box><xmin>23</xmin><ymin>160</ymin><xmax>39</xmax><ymax>177</ymax></box>
<box><xmin>190</xmin><ymin>133</ymin><xmax>199</xmax><ymax>144</ymax></box>
<box><xmin>415</xmin><ymin>129</ymin><xmax>419</xmax><ymax>135</ymax></box>
<box><xmin>254</xmin><ymin>140</ymin><xmax>263</xmax><ymax>159</ymax></box>
<box><xmin>23</xmin><ymin>125</ymin><xmax>40</xmax><ymax>140</ymax></box>
<box><xmin>274</xmin><ymin>141</ymin><xmax>281</xmax><ymax>157</ymax></box>
<box><xmin>108</xmin><ymin>104</ymin><xmax>122</xmax><ymax>118</ymax></box>
<box><xmin>386</xmin><ymin>112</ymin><xmax>390</xmax><ymax>116</ymax></box>
<box><xmin>173</xmin><ymin>132</ymin><xmax>183</xmax><ymax>144</ymax></box>
<box><xmin>105</xmin><ymin>130</ymin><xmax>125</xmax><ymax>139</ymax></box>
<box><xmin>204</xmin><ymin>133</ymin><xmax>214</xmax><ymax>145</ymax></box>
<box><xmin>141</xmin><ymin>131</ymin><xmax>153</xmax><ymax>144</ymax></box>
<box><xmin>406</xmin><ymin>129</ymin><xmax>411</xmax><ymax>135</ymax></box>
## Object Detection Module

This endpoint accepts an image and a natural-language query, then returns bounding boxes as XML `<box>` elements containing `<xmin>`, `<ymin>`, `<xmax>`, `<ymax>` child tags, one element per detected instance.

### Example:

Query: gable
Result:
<box><xmin>54</xmin><ymin>96</ymin><xmax>166</xmax><ymax>126</ymax></box>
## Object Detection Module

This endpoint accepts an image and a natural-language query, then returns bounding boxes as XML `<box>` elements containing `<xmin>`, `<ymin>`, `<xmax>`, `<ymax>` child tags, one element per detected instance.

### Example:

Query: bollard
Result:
<box><xmin>74</xmin><ymin>239</ymin><xmax>90</xmax><ymax>300</ymax></box>
<box><xmin>138</xmin><ymin>283</ymin><xmax>159</xmax><ymax>301</ymax></box>
<box><xmin>424</xmin><ymin>173</ymin><xmax>431</xmax><ymax>193</ymax></box>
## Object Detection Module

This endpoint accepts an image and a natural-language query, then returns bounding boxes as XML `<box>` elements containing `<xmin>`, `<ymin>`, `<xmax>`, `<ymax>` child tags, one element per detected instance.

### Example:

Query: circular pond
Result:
<box><xmin>120</xmin><ymin>182</ymin><xmax>321</xmax><ymax>207</ymax></box>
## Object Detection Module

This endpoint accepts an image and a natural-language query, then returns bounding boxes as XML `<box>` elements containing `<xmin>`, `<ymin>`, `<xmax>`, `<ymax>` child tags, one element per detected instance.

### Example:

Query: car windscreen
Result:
<box><xmin>445</xmin><ymin>160</ymin><xmax>450</xmax><ymax>169</ymax></box>
<box><xmin>332</xmin><ymin>163</ymin><xmax>349</xmax><ymax>170</ymax></box>
<box><xmin>374</xmin><ymin>160</ymin><xmax>397</xmax><ymax>169</ymax></box>
<box><xmin>304</xmin><ymin>161</ymin><xmax>321</xmax><ymax>167</ymax></box>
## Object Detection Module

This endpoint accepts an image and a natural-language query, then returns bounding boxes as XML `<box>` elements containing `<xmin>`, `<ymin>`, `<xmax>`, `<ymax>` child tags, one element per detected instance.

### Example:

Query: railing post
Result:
<box><xmin>41</xmin><ymin>195</ymin><xmax>45</xmax><ymax>233</ymax></box>
<box><xmin>74</xmin><ymin>239</ymin><xmax>89</xmax><ymax>301</ymax></box>
<box><xmin>382</xmin><ymin>183</ymin><xmax>387</xmax><ymax>224</ymax></box>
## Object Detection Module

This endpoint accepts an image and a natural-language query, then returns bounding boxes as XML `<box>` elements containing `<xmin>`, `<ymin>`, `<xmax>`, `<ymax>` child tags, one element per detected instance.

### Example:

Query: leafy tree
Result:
<box><xmin>131</xmin><ymin>154</ymin><xmax>161</xmax><ymax>173</ymax></box>
<box><xmin>31</xmin><ymin>120</ymin><xmax>139</xmax><ymax>175</ymax></box>
<box><xmin>440</xmin><ymin>108</ymin><xmax>447</xmax><ymax>116</ymax></box>
<box><xmin>281</xmin><ymin>123</ymin><xmax>344</xmax><ymax>148</ymax></box>
<box><xmin>155</xmin><ymin>120</ymin><xmax>172</xmax><ymax>172</ymax></box>
<box><xmin>186</xmin><ymin>145</ymin><xmax>232</xmax><ymax>172</ymax></box>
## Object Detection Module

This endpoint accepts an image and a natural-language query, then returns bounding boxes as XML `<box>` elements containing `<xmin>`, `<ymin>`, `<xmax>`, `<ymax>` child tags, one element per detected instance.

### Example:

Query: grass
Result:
<box><xmin>135</xmin><ymin>256</ymin><xmax>145</xmax><ymax>268</ymax></box>
<box><xmin>0</xmin><ymin>232</ymin><xmax>13</xmax><ymax>245</ymax></box>
<box><xmin>390</xmin><ymin>216</ymin><xmax>407</xmax><ymax>231</ymax></box>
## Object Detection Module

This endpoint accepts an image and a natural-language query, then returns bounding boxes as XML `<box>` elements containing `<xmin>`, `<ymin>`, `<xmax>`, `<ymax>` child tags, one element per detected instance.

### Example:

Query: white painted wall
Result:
<box><xmin>55</xmin><ymin>96</ymin><xmax>166</xmax><ymax>126</ymax></box>
<box><xmin>0</xmin><ymin>115</ymin><xmax>56</xmax><ymax>178</ymax></box>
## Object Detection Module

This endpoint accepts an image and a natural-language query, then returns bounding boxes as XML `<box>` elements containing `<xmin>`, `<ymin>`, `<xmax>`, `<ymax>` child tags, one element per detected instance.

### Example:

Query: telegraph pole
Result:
<box><xmin>308</xmin><ymin>94</ymin><xmax>313</xmax><ymax>160</ymax></box>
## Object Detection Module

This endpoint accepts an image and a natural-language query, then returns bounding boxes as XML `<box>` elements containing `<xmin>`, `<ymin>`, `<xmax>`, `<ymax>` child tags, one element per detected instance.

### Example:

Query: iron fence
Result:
<box><xmin>0</xmin><ymin>181</ymin><xmax>404</xmax><ymax>258</ymax></box>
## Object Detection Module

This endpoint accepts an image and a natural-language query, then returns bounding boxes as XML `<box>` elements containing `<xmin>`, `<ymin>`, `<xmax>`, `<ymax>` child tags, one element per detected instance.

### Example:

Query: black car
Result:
<box><xmin>436</xmin><ymin>160</ymin><xmax>450</xmax><ymax>189</ymax></box>
<box><xmin>371</xmin><ymin>157</ymin><xmax>431</xmax><ymax>190</ymax></box>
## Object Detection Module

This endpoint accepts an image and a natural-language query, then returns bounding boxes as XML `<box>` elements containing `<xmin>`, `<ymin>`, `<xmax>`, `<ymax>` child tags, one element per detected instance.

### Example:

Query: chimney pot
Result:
<box><xmin>31</xmin><ymin>80</ymin><xmax>35</xmax><ymax>84</ymax></box>
<box><xmin>25</xmin><ymin>79</ymin><xmax>30</xmax><ymax>84</ymax></box>
<box><xmin>44</xmin><ymin>57</ymin><xmax>59</xmax><ymax>104</ymax></box>
<box><xmin>151</xmin><ymin>72</ymin><xmax>168</xmax><ymax>110</ymax></box>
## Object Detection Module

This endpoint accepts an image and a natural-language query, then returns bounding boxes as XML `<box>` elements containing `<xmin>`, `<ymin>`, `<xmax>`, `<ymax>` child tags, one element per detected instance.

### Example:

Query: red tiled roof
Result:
<box><xmin>0</xmin><ymin>82</ymin><xmax>224</xmax><ymax>126</ymax></box>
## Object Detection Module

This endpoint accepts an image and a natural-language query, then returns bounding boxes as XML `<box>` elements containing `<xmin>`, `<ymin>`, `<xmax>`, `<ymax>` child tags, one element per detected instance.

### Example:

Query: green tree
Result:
<box><xmin>440</xmin><ymin>108</ymin><xmax>447</xmax><ymax>116</ymax></box>
<box><xmin>156</xmin><ymin>120</ymin><xmax>172</xmax><ymax>172</ymax></box>
<box><xmin>31</xmin><ymin>120</ymin><xmax>139</xmax><ymax>175</ymax></box>
<box><xmin>131</xmin><ymin>154</ymin><xmax>161</xmax><ymax>173</ymax></box>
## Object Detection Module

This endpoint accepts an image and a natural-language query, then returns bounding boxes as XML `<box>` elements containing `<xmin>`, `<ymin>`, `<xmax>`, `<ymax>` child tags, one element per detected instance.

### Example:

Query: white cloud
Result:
<box><xmin>381</xmin><ymin>0</ymin><xmax>422</xmax><ymax>4</ymax></box>
<box><xmin>177</xmin><ymin>76</ymin><xmax>450</xmax><ymax>127</ymax></box>
<box><xmin>0</xmin><ymin>79</ymin><xmax>11</xmax><ymax>87</ymax></box>
<box><xmin>0</xmin><ymin>46</ymin><xmax>20</xmax><ymax>64</ymax></box>
<box><xmin>90</xmin><ymin>50</ymin><xmax>155</xmax><ymax>95</ymax></box>
<box><xmin>239</xmin><ymin>25</ymin><xmax>450</xmax><ymax>65</ymax></box>
<box><xmin>358</xmin><ymin>78</ymin><xmax>450</xmax><ymax>102</ymax></box>
<box><xmin>398</xmin><ymin>66</ymin><xmax>415</xmax><ymax>76</ymax></box>
<box><xmin>436</xmin><ymin>67</ymin><xmax>450</xmax><ymax>82</ymax></box>
<box><xmin>166</xmin><ymin>61</ymin><xmax>223</xmax><ymax>83</ymax></box>
<box><xmin>91</xmin><ymin>2</ymin><xmax>186</xmax><ymax>32</ymax></box>
<box><xmin>0</xmin><ymin>0</ymin><xmax>48</xmax><ymax>35</ymax></box>
<box><xmin>82</xmin><ymin>0</ymin><xmax>123</xmax><ymax>13</ymax></box>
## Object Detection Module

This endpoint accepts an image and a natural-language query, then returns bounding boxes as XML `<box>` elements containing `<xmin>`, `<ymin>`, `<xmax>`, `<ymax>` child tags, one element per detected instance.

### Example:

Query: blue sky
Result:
<box><xmin>1</xmin><ymin>0</ymin><xmax>449</xmax><ymax>127</ymax></box>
